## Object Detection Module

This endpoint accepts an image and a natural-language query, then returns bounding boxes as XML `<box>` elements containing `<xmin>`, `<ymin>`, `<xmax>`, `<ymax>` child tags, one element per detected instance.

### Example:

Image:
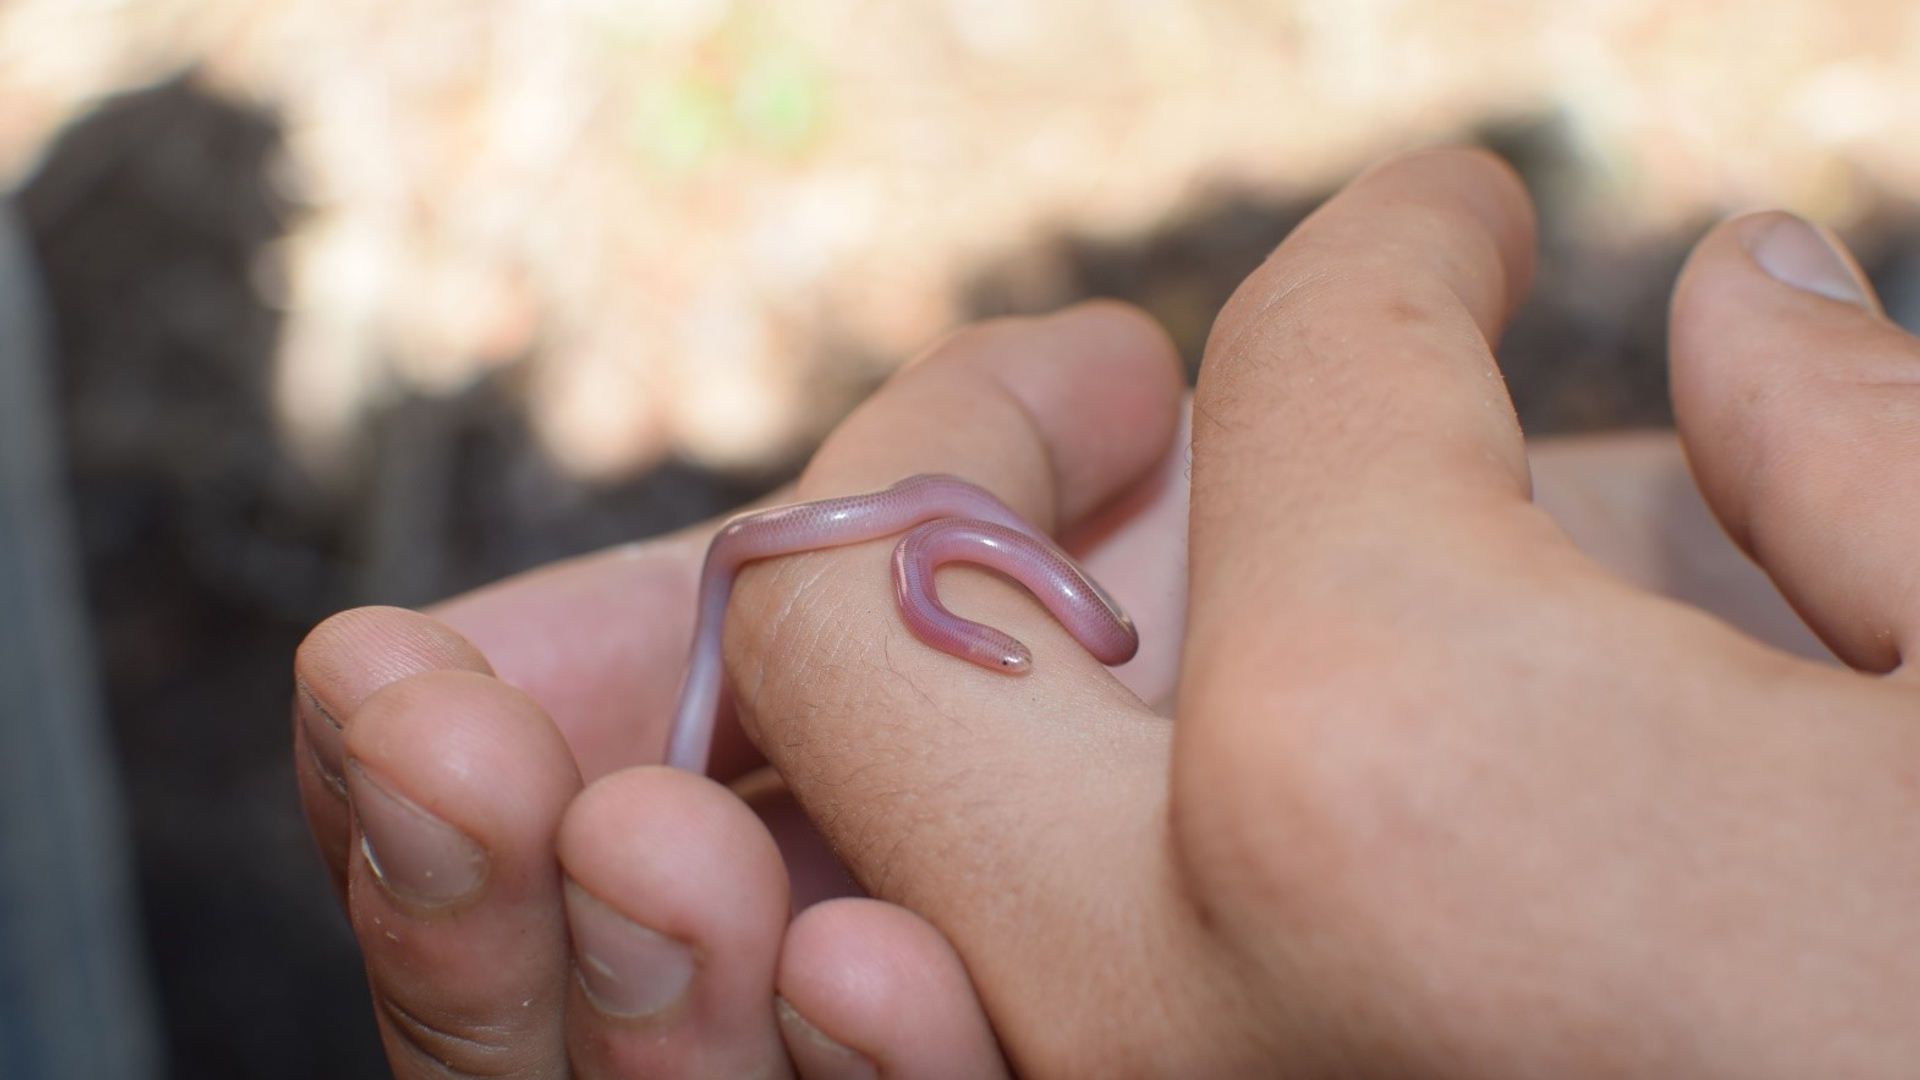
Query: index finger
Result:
<box><xmin>722</xmin><ymin>301</ymin><xmax>1189</xmax><ymax>1066</ymax></box>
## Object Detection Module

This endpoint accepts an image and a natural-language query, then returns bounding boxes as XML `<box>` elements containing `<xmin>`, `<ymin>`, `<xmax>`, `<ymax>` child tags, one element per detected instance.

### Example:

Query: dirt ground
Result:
<box><xmin>9</xmin><ymin>2</ymin><xmax>1920</xmax><ymax>1076</ymax></box>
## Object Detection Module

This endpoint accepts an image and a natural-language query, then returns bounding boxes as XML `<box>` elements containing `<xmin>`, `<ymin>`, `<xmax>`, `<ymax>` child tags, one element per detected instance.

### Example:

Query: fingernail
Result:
<box><xmin>346</xmin><ymin>761</ymin><xmax>487</xmax><ymax>907</ymax></box>
<box><xmin>776</xmin><ymin>996</ymin><xmax>878</xmax><ymax>1080</ymax></box>
<box><xmin>1750</xmin><ymin>214</ymin><xmax>1874</xmax><ymax>306</ymax></box>
<box><xmin>564</xmin><ymin>879</ymin><xmax>695</xmax><ymax>1019</ymax></box>
<box><xmin>295</xmin><ymin>681</ymin><xmax>346</xmax><ymax>794</ymax></box>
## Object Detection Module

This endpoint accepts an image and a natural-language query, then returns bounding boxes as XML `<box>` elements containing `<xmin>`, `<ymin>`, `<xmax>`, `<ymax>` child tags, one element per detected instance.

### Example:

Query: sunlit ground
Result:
<box><xmin>5</xmin><ymin>0</ymin><xmax>1916</xmax><ymax>482</ymax></box>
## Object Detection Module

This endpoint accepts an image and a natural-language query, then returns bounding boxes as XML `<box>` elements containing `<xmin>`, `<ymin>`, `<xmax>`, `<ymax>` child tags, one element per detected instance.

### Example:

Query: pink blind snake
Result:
<box><xmin>663</xmin><ymin>473</ymin><xmax>1139</xmax><ymax>774</ymax></box>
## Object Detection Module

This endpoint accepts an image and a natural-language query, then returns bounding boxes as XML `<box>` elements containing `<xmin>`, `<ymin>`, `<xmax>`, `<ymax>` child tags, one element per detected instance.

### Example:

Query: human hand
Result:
<box><xmin>712</xmin><ymin>147</ymin><xmax>1920</xmax><ymax>1076</ymax></box>
<box><xmin>291</xmin><ymin>303</ymin><xmax>1188</xmax><ymax>1078</ymax></box>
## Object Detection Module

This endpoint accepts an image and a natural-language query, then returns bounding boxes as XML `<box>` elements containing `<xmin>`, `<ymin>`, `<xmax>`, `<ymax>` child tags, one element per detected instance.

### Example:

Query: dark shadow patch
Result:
<box><xmin>17</xmin><ymin>73</ymin><xmax>790</xmax><ymax>1080</ymax></box>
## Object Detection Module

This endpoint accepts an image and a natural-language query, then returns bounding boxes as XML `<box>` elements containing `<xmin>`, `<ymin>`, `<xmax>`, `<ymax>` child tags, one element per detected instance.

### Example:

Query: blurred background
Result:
<box><xmin>4</xmin><ymin>0</ymin><xmax>1920</xmax><ymax>1076</ymax></box>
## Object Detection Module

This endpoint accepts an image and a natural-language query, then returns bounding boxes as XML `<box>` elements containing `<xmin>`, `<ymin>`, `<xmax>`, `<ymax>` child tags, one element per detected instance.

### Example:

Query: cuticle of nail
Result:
<box><xmin>296</xmin><ymin>680</ymin><xmax>349</xmax><ymax>789</ymax></box>
<box><xmin>348</xmin><ymin>761</ymin><xmax>488</xmax><ymax>907</ymax></box>
<box><xmin>564</xmin><ymin>880</ymin><xmax>696</xmax><ymax>1018</ymax></box>
<box><xmin>776</xmin><ymin>996</ymin><xmax>877</xmax><ymax>1073</ymax></box>
<box><xmin>306</xmin><ymin>735</ymin><xmax>346</xmax><ymax>795</ymax></box>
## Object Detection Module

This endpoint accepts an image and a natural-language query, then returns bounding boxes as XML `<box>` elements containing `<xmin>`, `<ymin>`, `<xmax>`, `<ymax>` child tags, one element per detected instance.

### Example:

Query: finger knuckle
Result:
<box><xmin>1170</xmin><ymin>584</ymin><xmax>1545</xmax><ymax>931</ymax></box>
<box><xmin>375</xmin><ymin>992</ymin><xmax>524</xmax><ymax>1079</ymax></box>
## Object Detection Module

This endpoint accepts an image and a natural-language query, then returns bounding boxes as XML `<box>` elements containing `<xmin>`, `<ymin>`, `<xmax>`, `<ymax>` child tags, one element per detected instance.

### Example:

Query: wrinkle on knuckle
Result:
<box><xmin>1208</xmin><ymin>268</ymin><xmax>1328</xmax><ymax>387</ymax></box>
<box><xmin>735</xmin><ymin>559</ymin><xmax>833</xmax><ymax>707</ymax></box>
<box><xmin>1178</xmin><ymin>562</ymin><xmax>1653</xmax><ymax>930</ymax></box>
<box><xmin>731</xmin><ymin>557</ymin><xmax>933</xmax><ymax>754</ymax></box>
<box><xmin>1174</xmin><ymin>594</ymin><xmax>1541</xmax><ymax>917</ymax></box>
<box><xmin>376</xmin><ymin>992</ymin><xmax>526</xmax><ymax>1079</ymax></box>
<box><xmin>721</xmin><ymin>549</ymin><xmax>1026</xmax><ymax>892</ymax></box>
<box><xmin>1204</xmin><ymin>262</ymin><xmax>1487</xmax><ymax>447</ymax></box>
<box><xmin>1734</xmin><ymin>375</ymin><xmax>1920</xmax><ymax>553</ymax></box>
<box><xmin>730</xmin><ymin>557</ymin><xmax>879</xmax><ymax>719</ymax></box>
<box><xmin>783</xmin><ymin>685</ymin><xmax>990</xmax><ymax>904</ymax></box>
<box><xmin>1177</xmin><ymin>708</ymin><xmax>1440</xmax><ymax>954</ymax></box>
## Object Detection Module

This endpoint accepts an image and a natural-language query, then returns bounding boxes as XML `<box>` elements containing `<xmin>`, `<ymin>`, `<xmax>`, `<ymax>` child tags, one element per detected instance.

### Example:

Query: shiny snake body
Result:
<box><xmin>663</xmin><ymin>474</ymin><xmax>1138</xmax><ymax>773</ymax></box>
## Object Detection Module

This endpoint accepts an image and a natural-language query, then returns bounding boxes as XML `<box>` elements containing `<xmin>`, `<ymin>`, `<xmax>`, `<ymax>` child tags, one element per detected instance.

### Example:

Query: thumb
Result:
<box><xmin>1670</xmin><ymin>212</ymin><xmax>1920</xmax><ymax>671</ymax></box>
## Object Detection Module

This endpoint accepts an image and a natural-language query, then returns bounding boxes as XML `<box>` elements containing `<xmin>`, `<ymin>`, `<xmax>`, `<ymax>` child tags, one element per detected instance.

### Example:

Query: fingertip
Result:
<box><xmin>297</xmin><ymin>605</ymin><xmax>493</xmax><ymax>716</ymax></box>
<box><xmin>811</xmin><ymin>298</ymin><xmax>1185</xmax><ymax>531</ymax></box>
<box><xmin>1670</xmin><ymin>210</ymin><xmax>1920</xmax><ymax>669</ymax></box>
<box><xmin>780</xmin><ymin>898</ymin><xmax>1008</xmax><ymax>1079</ymax></box>
<box><xmin>778</xmin><ymin>994</ymin><xmax>884</xmax><ymax>1080</ymax></box>
<box><xmin>294</xmin><ymin>607</ymin><xmax>499</xmax><ymax>901</ymax></box>
<box><xmin>1045</xmin><ymin>297</ymin><xmax>1184</xmax><ymax>386</ymax></box>
<box><xmin>347</xmin><ymin>669</ymin><xmax>580</xmax><ymax>858</ymax></box>
<box><xmin>557</xmin><ymin>766</ymin><xmax>788</xmax><ymax>923</ymax></box>
<box><xmin>1669</xmin><ymin>210</ymin><xmax>1893</xmax><ymax>530</ymax></box>
<box><xmin>1681</xmin><ymin>209</ymin><xmax>1878</xmax><ymax>298</ymax></box>
<box><xmin>556</xmin><ymin>766</ymin><xmax>791</xmax><ymax>1073</ymax></box>
<box><xmin>339</xmin><ymin>668</ymin><xmax>582</xmax><ymax>1078</ymax></box>
<box><xmin>1003</xmin><ymin>300</ymin><xmax>1187</xmax><ymax>522</ymax></box>
<box><xmin>1675</xmin><ymin>211</ymin><xmax>1887</xmax><ymax>327</ymax></box>
<box><xmin>1681</xmin><ymin>209</ymin><xmax>1858</xmax><ymax>311</ymax></box>
<box><xmin>1036</xmin><ymin>298</ymin><xmax>1186</xmax><ymax>413</ymax></box>
<box><xmin>1352</xmin><ymin>145</ymin><xmax>1539</xmax><ymax>327</ymax></box>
